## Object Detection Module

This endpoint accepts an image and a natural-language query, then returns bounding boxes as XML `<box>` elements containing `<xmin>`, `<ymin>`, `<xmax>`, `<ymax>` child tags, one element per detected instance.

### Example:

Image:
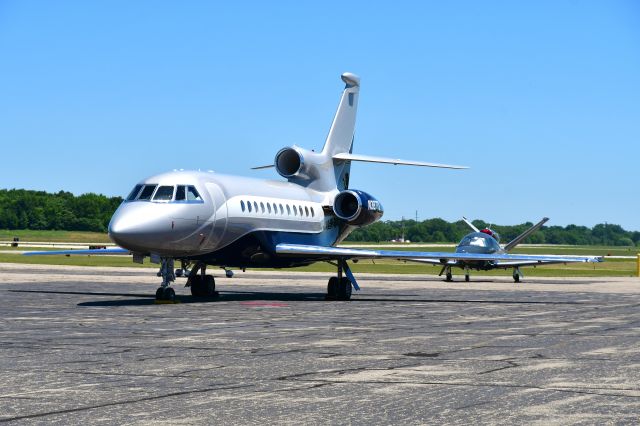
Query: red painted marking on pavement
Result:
<box><xmin>240</xmin><ymin>301</ymin><xmax>289</xmax><ymax>308</ymax></box>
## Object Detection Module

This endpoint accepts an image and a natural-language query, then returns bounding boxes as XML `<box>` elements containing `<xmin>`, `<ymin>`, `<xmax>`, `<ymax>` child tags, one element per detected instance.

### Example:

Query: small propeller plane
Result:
<box><xmin>409</xmin><ymin>217</ymin><xmax>589</xmax><ymax>282</ymax></box>
<box><xmin>26</xmin><ymin>72</ymin><xmax>602</xmax><ymax>300</ymax></box>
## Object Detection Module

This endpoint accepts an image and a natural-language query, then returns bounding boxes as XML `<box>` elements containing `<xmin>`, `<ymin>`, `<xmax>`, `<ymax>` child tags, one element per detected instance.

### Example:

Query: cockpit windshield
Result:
<box><xmin>125</xmin><ymin>184</ymin><xmax>203</xmax><ymax>203</ymax></box>
<box><xmin>153</xmin><ymin>186</ymin><xmax>174</xmax><ymax>201</ymax></box>
<box><xmin>137</xmin><ymin>185</ymin><xmax>157</xmax><ymax>201</ymax></box>
<box><xmin>126</xmin><ymin>184</ymin><xmax>143</xmax><ymax>201</ymax></box>
<box><xmin>459</xmin><ymin>233</ymin><xmax>501</xmax><ymax>250</ymax></box>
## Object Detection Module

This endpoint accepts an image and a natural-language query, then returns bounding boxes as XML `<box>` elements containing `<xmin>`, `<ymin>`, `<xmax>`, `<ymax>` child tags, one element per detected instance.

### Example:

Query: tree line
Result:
<box><xmin>0</xmin><ymin>189</ymin><xmax>122</xmax><ymax>232</ymax></box>
<box><xmin>347</xmin><ymin>218</ymin><xmax>640</xmax><ymax>246</ymax></box>
<box><xmin>0</xmin><ymin>189</ymin><xmax>638</xmax><ymax>246</ymax></box>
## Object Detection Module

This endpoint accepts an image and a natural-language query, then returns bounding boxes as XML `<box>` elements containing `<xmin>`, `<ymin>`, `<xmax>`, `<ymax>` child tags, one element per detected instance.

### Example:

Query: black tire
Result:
<box><xmin>203</xmin><ymin>275</ymin><xmax>215</xmax><ymax>296</ymax></box>
<box><xmin>445</xmin><ymin>273</ymin><xmax>453</xmax><ymax>282</ymax></box>
<box><xmin>191</xmin><ymin>275</ymin><xmax>216</xmax><ymax>297</ymax></box>
<box><xmin>514</xmin><ymin>274</ymin><xmax>520</xmax><ymax>283</ymax></box>
<box><xmin>163</xmin><ymin>287</ymin><xmax>175</xmax><ymax>301</ymax></box>
<box><xmin>465</xmin><ymin>275</ymin><xmax>470</xmax><ymax>282</ymax></box>
<box><xmin>155</xmin><ymin>287</ymin><xmax>164</xmax><ymax>300</ymax></box>
<box><xmin>337</xmin><ymin>277</ymin><xmax>352</xmax><ymax>301</ymax></box>
<box><xmin>327</xmin><ymin>277</ymin><xmax>338</xmax><ymax>299</ymax></box>
<box><xmin>190</xmin><ymin>275</ymin><xmax>204</xmax><ymax>297</ymax></box>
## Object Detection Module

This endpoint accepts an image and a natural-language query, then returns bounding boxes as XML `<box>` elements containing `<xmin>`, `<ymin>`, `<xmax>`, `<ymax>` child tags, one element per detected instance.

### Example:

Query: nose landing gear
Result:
<box><xmin>155</xmin><ymin>257</ymin><xmax>177</xmax><ymax>301</ymax></box>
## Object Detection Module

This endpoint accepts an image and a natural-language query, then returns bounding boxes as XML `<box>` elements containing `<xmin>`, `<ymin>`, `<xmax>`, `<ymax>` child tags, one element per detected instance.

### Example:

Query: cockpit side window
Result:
<box><xmin>186</xmin><ymin>186</ymin><xmax>202</xmax><ymax>201</ymax></box>
<box><xmin>126</xmin><ymin>184</ymin><xmax>143</xmax><ymax>201</ymax></box>
<box><xmin>137</xmin><ymin>185</ymin><xmax>157</xmax><ymax>200</ymax></box>
<box><xmin>153</xmin><ymin>186</ymin><xmax>174</xmax><ymax>201</ymax></box>
<box><xmin>175</xmin><ymin>186</ymin><xmax>186</xmax><ymax>201</ymax></box>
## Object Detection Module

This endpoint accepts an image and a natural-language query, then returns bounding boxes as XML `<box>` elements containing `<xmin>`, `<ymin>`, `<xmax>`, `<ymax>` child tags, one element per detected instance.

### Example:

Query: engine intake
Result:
<box><xmin>333</xmin><ymin>190</ymin><xmax>383</xmax><ymax>226</ymax></box>
<box><xmin>275</xmin><ymin>147</ymin><xmax>304</xmax><ymax>178</ymax></box>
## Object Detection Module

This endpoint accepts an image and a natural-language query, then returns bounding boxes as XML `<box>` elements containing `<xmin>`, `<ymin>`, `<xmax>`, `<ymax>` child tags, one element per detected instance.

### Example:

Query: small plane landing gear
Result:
<box><xmin>187</xmin><ymin>262</ymin><xmax>219</xmax><ymax>298</ymax></box>
<box><xmin>326</xmin><ymin>259</ymin><xmax>354</xmax><ymax>301</ymax></box>
<box><xmin>464</xmin><ymin>266</ymin><xmax>470</xmax><ymax>282</ymax></box>
<box><xmin>513</xmin><ymin>267</ymin><xmax>522</xmax><ymax>283</ymax></box>
<box><xmin>155</xmin><ymin>257</ymin><xmax>177</xmax><ymax>301</ymax></box>
<box><xmin>444</xmin><ymin>265</ymin><xmax>453</xmax><ymax>282</ymax></box>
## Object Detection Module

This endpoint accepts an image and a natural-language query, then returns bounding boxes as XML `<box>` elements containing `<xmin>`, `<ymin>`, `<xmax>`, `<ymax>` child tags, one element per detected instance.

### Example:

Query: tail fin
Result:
<box><xmin>503</xmin><ymin>217</ymin><xmax>549</xmax><ymax>252</ymax></box>
<box><xmin>462</xmin><ymin>216</ymin><xmax>480</xmax><ymax>232</ymax></box>
<box><xmin>323</xmin><ymin>73</ymin><xmax>360</xmax><ymax>190</ymax></box>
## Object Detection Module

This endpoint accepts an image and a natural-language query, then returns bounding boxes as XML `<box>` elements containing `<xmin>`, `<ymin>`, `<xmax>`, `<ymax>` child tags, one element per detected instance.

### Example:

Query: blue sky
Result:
<box><xmin>1</xmin><ymin>1</ymin><xmax>639</xmax><ymax>230</ymax></box>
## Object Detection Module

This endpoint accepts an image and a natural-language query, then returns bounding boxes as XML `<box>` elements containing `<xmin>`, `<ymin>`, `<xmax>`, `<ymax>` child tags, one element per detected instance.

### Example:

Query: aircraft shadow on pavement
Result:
<box><xmin>8</xmin><ymin>289</ymin><xmax>582</xmax><ymax>307</ymax></box>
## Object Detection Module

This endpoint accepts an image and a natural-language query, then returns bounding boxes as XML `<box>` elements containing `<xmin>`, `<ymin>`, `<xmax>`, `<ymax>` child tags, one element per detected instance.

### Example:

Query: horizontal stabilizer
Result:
<box><xmin>332</xmin><ymin>153</ymin><xmax>468</xmax><ymax>169</ymax></box>
<box><xmin>250</xmin><ymin>164</ymin><xmax>275</xmax><ymax>170</ymax></box>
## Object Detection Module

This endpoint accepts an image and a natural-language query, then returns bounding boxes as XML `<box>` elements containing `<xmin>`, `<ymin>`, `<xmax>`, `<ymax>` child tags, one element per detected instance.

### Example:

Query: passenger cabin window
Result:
<box><xmin>153</xmin><ymin>186</ymin><xmax>174</xmax><ymax>201</ymax></box>
<box><xmin>241</xmin><ymin>200</ymin><xmax>245</xmax><ymax>212</ymax></box>
<box><xmin>279</xmin><ymin>204</ymin><xmax>284</xmax><ymax>214</ymax></box>
<box><xmin>127</xmin><ymin>184</ymin><xmax>143</xmax><ymax>201</ymax></box>
<box><xmin>248</xmin><ymin>201</ymin><xmax>252</xmax><ymax>212</ymax></box>
<box><xmin>186</xmin><ymin>186</ymin><xmax>201</xmax><ymax>201</ymax></box>
<box><xmin>175</xmin><ymin>186</ymin><xmax>186</xmax><ymax>201</ymax></box>
<box><xmin>137</xmin><ymin>185</ymin><xmax>157</xmax><ymax>200</ymax></box>
<box><xmin>287</xmin><ymin>205</ymin><xmax>291</xmax><ymax>215</ymax></box>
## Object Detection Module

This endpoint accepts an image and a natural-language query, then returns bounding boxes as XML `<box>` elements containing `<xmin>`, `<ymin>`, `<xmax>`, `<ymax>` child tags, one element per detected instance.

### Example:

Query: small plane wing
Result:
<box><xmin>23</xmin><ymin>247</ymin><xmax>130</xmax><ymax>256</ymax></box>
<box><xmin>276</xmin><ymin>243</ymin><xmax>603</xmax><ymax>264</ymax></box>
<box><xmin>332</xmin><ymin>153</ymin><xmax>468</xmax><ymax>170</ymax></box>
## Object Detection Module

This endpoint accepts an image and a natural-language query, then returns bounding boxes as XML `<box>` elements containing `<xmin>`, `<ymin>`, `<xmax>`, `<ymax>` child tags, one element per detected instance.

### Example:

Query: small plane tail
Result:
<box><xmin>462</xmin><ymin>216</ymin><xmax>480</xmax><ymax>232</ymax></box>
<box><xmin>503</xmin><ymin>217</ymin><xmax>549</xmax><ymax>252</ymax></box>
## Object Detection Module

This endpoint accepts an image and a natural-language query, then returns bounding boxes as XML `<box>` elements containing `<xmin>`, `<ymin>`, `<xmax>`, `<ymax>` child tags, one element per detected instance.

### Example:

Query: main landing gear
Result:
<box><xmin>186</xmin><ymin>262</ymin><xmax>219</xmax><ymax>298</ymax></box>
<box><xmin>326</xmin><ymin>259</ymin><xmax>355</xmax><ymax>301</ymax></box>
<box><xmin>440</xmin><ymin>265</ymin><xmax>453</xmax><ymax>282</ymax></box>
<box><xmin>155</xmin><ymin>257</ymin><xmax>177</xmax><ymax>301</ymax></box>
<box><xmin>513</xmin><ymin>267</ymin><xmax>522</xmax><ymax>283</ymax></box>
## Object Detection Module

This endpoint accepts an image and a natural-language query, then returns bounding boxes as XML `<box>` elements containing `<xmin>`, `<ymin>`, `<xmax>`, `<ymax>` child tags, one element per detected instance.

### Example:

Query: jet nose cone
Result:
<box><xmin>108</xmin><ymin>204</ymin><xmax>165</xmax><ymax>252</ymax></box>
<box><xmin>108</xmin><ymin>211</ymin><xmax>138</xmax><ymax>249</ymax></box>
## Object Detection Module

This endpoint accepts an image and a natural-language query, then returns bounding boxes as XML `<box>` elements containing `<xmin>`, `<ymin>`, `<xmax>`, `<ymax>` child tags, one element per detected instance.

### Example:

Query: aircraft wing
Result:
<box><xmin>275</xmin><ymin>244</ymin><xmax>603</xmax><ymax>264</ymax></box>
<box><xmin>23</xmin><ymin>247</ymin><xmax>130</xmax><ymax>256</ymax></box>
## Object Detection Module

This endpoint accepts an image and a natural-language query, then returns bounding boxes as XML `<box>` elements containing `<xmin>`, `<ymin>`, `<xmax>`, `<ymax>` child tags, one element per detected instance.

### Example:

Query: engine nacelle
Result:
<box><xmin>333</xmin><ymin>190</ymin><xmax>384</xmax><ymax>226</ymax></box>
<box><xmin>275</xmin><ymin>146</ymin><xmax>324</xmax><ymax>181</ymax></box>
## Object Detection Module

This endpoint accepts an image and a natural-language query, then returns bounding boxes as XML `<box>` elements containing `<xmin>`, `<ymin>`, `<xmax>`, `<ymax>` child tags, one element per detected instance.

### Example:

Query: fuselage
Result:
<box><xmin>108</xmin><ymin>170</ymin><xmax>349</xmax><ymax>268</ymax></box>
<box><xmin>453</xmin><ymin>231</ymin><xmax>503</xmax><ymax>270</ymax></box>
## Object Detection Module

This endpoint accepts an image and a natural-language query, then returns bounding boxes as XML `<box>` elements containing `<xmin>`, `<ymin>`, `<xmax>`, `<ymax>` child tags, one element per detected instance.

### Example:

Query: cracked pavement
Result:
<box><xmin>1</xmin><ymin>263</ymin><xmax>639</xmax><ymax>424</ymax></box>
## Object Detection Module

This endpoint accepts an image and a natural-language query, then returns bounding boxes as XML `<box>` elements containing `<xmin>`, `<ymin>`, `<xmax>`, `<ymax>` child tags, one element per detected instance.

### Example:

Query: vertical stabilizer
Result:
<box><xmin>503</xmin><ymin>217</ymin><xmax>550</xmax><ymax>252</ymax></box>
<box><xmin>323</xmin><ymin>73</ymin><xmax>360</xmax><ymax>190</ymax></box>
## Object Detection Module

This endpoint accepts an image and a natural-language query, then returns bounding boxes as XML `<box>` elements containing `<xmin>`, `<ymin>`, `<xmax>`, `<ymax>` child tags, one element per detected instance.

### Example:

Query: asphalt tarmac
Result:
<box><xmin>1</xmin><ymin>263</ymin><xmax>639</xmax><ymax>424</ymax></box>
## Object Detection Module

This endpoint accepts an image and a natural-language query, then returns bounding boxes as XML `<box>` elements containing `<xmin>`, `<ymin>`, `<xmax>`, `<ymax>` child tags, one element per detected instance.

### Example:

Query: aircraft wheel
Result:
<box><xmin>155</xmin><ymin>287</ymin><xmax>164</xmax><ymax>300</ymax></box>
<box><xmin>513</xmin><ymin>274</ymin><xmax>520</xmax><ymax>283</ymax></box>
<box><xmin>203</xmin><ymin>275</ymin><xmax>216</xmax><ymax>297</ymax></box>
<box><xmin>465</xmin><ymin>275</ymin><xmax>470</xmax><ymax>282</ymax></box>
<box><xmin>337</xmin><ymin>277</ymin><xmax>352</xmax><ymax>301</ymax></box>
<box><xmin>163</xmin><ymin>287</ymin><xmax>176</xmax><ymax>301</ymax></box>
<box><xmin>326</xmin><ymin>277</ymin><xmax>338</xmax><ymax>300</ymax></box>
<box><xmin>175</xmin><ymin>268</ymin><xmax>183</xmax><ymax>277</ymax></box>
<box><xmin>445</xmin><ymin>272</ymin><xmax>453</xmax><ymax>282</ymax></box>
